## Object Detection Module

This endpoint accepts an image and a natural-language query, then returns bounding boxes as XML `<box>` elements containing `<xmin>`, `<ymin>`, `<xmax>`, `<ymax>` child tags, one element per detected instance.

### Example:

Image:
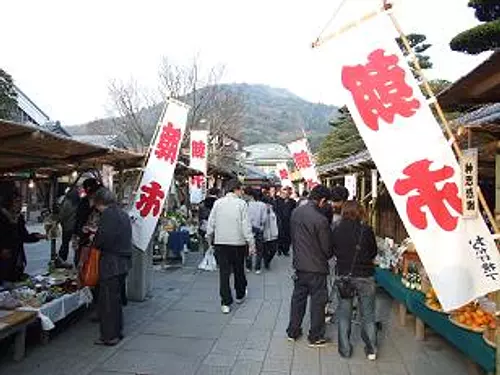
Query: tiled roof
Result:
<box><xmin>317</xmin><ymin>149</ymin><xmax>372</xmax><ymax>175</ymax></box>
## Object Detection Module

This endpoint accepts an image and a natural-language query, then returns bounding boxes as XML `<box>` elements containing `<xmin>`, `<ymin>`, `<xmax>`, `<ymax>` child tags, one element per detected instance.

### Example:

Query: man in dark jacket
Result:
<box><xmin>276</xmin><ymin>186</ymin><xmax>296</xmax><ymax>256</ymax></box>
<box><xmin>286</xmin><ymin>185</ymin><xmax>333</xmax><ymax>347</ymax></box>
<box><xmin>93</xmin><ymin>187</ymin><xmax>132</xmax><ymax>346</ymax></box>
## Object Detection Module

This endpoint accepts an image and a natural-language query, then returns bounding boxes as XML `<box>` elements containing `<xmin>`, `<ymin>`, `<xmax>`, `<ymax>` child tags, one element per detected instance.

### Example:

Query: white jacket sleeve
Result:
<box><xmin>206</xmin><ymin>201</ymin><xmax>218</xmax><ymax>238</ymax></box>
<box><xmin>240</xmin><ymin>202</ymin><xmax>255</xmax><ymax>247</ymax></box>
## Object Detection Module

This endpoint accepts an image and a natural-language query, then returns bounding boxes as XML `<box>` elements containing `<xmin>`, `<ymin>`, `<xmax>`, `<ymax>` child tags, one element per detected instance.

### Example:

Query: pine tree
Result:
<box><xmin>450</xmin><ymin>0</ymin><xmax>500</xmax><ymax>54</ymax></box>
<box><xmin>396</xmin><ymin>33</ymin><xmax>433</xmax><ymax>78</ymax></box>
<box><xmin>0</xmin><ymin>69</ymin><xmax>17</xmax><ymax>120</ymax></box>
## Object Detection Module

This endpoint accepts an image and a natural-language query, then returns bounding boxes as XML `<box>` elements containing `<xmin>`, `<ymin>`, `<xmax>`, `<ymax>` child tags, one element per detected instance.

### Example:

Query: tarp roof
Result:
<box><xmin>0</xmin><ymin>120</ymin><xmax>144</xmax><ymax>175</ymax></box>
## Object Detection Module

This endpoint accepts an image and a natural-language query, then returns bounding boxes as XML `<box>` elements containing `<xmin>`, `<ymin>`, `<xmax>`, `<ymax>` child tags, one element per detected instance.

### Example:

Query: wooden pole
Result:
<box><xmin>385</xmin><ymin>5</ymin><xmax>500</xmax><ymax>374</ymax></box>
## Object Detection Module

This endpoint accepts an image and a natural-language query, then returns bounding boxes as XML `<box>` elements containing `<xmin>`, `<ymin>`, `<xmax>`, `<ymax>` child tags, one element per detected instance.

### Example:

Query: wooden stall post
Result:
<box><xmin>49</xmin><ymin>174</ymin><xmax>58</xmax><ymax>261</ymax></box>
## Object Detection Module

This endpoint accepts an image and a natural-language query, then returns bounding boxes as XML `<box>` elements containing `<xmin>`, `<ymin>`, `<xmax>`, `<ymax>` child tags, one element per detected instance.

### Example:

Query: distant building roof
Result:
<box><xmin>244</xmin><ymin>143</ymin><xmax>291</xmax><ymax>162</ymax></box>
<box><xmin>452</xmin><ymin>103</ymin><xmax>500</xmax><ymax>128</ymax></box>
<box><xmin>317</xmin><ymin>149</ymin><xmax>372</xmax><ymax>175</ymax></box>
<box><xmin>14</xmin><ymin>85</ymin><xmax>50</xmax><ymax>126</ymax></box>
<box><xmin>72</xmin><ymin>135</ymin><xmax>124</xmax><ymax>148</ymax></box>
<box><xmin>41</xmin><ymin>121</ymin><xmax>71</xmax><ymax>137</ymax></box>
<box><xmin>244</xmin><ymin>164</ymin><xmax>268</xmax><ymax>180</ymax></box>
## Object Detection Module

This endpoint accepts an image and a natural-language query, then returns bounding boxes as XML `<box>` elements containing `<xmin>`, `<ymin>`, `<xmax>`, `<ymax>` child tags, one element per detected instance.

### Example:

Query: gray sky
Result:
<box><xmin>2</xmin><ymin>0</ymin><xmax>489</xmax><ymax>126</ymax></box>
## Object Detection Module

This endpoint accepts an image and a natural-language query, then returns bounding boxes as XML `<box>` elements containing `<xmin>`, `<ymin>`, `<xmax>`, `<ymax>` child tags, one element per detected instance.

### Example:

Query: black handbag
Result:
<box><xmin>335</xmin><ymin>225</ymin><xmax>365</xmax><ymax>299</ymax></box>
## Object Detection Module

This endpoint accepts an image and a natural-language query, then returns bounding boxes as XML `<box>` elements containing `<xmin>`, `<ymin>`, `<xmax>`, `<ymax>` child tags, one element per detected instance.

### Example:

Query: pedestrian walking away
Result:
<box><xmin>286</xmin><ymin>185</ymin><xmax>333</xmax><ymax>348</ymax></box>
<box><xmin>245</xmin><ymin>188</ymin><xmax>268</xmax><ymax>274</ymax></box>
<box><xmin>206</xmin><ymin>179</ymin><xmax>256</xmax><ymax>314</ymax></box>
<box><xmin>276</xmin><ymin>186</ymin><xmax>296</xmax><ymax>256</ymax></box>
<box><xmin>262</xmin><ymin>195</ymin><xmax>279</xmax><ymax>270</ymax></box>
<box><xmin>93</xmin><ymin>187</ymin><xmax>132</xmax><ymax>346</ymax></box>
<box><xmin>332</xmin><ymin>200</ymin><xmax>378</xmax><ymax>360</ymax></box>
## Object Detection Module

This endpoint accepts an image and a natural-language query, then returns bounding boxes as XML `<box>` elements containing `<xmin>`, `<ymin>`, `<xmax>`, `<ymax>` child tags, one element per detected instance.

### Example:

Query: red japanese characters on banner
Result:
<box><xmin>155</xmin><ymin>122</ymin><xmax>182</xmax><ymax>164</ymax></box>
<box><xmin>191</xmin><ymin>175</ymin><xmax>205</xmax><ymax>189</ymax></box>
<box><xmin>293</xmin><ymin>151</ymin><xmax>312</xmax><ymax>170</ymax></box>
<box><xmin>191</xmin><ymin>140</ymin><xmax>206</xmax><ymax>159</ymax></box>
<box><xmin>279</xmin><ymin>169</ymin><xmax>289</xmax><ymax>180</ymax></box>
<box><xmin>394</xmin><ymin>159</ymin><xmax>462</xmax><ymax>232</ymax></box>
<box><xmin>135</xmin><ymin>181</ymin><xmax>165</xmax><ymax>218</ymax></box>
<box><xmin>342</xmin><ymin>49</ymin><xmax>421</xmax><ymax>131</ymax></box>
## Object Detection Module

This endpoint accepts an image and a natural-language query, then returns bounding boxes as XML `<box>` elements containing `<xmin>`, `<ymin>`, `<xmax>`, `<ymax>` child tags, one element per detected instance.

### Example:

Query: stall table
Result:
<box><xmin>375</xmin><ymin>268</ymin><xmax>495</xmax><ymax>374</ymax></box>
<box><xmin>0</xmin><ymin>310</ymin><xmax>37</xmax><ymax>361</ymax></box>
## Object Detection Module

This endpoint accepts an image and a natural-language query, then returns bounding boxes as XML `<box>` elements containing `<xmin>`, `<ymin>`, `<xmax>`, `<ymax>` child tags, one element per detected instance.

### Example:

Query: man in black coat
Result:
<box><xmin>276</xmin><ymin>186</ymin><xmax>296</xmax><ymax>256</ymax></box>
<box><xmin>286</xmin><ymin>185</ymin><xmax>333</xmax><ymax>347</ymax></box>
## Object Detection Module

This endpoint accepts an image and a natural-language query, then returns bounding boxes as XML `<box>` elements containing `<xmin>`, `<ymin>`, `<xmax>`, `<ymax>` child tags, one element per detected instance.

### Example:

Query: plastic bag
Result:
<box><xmin>198</xmin><ymin>247</ymin><xmax>217</xmax><ymax>271</ymax></box>
<box><xmin>80</xmin><ymin>247</ymin><xmax>101</xmax><ymax>287</ymax></box>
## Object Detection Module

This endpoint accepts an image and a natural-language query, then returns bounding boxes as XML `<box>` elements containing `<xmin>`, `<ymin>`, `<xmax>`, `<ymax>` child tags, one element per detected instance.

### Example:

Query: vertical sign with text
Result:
<box><xmin>287</xmin><ymin>138</ymin><xmax>319</xmax><ymax>190</ymax></box>
<box><xmin>189</xmin><ymin>130</ymin><xmax>209</xmax><ymax>204</ymax></box>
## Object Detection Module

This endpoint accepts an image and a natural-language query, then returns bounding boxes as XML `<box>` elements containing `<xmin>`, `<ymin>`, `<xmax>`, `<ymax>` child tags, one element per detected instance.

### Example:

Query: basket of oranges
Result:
<box><xmin>449</xmin><ymin>302</ymin><xmax>495</xmax><ymax>333</ymax></box>
<box><xmin>425</xmin><ymin>288</ymin><xmax>446</xmax><ymax>314</ymax></box>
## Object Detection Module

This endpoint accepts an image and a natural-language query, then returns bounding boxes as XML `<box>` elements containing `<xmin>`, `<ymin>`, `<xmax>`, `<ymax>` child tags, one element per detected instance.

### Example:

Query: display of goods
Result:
<box><xmin>401</xmin><ymin>265</ymin><xmax>421</xmax><ymax>291</ymax></box>
<box><xmin>450</xmin><ymin>302</ymin><xmax>495</xmax><ymax>332</ymax></box>
<box><xmin>425</xmin><ymin>288</ymin><xmax>445</xmax><ymax>313</ymax></box>
<box><xmin>374</xmin><ymin>237</ymin><xmax>400</xmax><ymax>270</ymax></box>
<box><xmin>0</xmin><ymin>291</ymin><xmax>22</xmax><ymax>309</ymax></box>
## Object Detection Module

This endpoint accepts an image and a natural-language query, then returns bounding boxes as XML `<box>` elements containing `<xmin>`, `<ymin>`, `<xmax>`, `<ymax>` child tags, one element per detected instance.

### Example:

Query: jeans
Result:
<box><xmin>217</xmin><ymin>245</ymin><xmax>247</xmax><ymax>306</ymax></box>
<box><xmin>337</xmin><ymin>277</ymin><xmax>377</xmax><ymax>357</ymax></box>
<box><xmin>246</xmin><ymin>230</ymin><xmax>264</xmax><ymax>271</ymax></box>
<box><xmin>287</xmin><ymin>271</ymin><xmax>328</xmax><ymax>342</ymax></box>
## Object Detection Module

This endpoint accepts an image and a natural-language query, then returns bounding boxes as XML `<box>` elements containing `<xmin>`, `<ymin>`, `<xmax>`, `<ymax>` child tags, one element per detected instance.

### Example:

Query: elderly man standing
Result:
<box><xmin>207</xmin><ymin>179</ymin><xmax>255</xmax><ymax>314</ymax></box>
<box><xmin>286</xmin><ymin>185</ymin><xmax>333</xmax><ymax>347</ymax></box>
<box><xmin>93</xmin><ymin>187</ymin><xmax>132</xmax><ymax>346</ymax></box>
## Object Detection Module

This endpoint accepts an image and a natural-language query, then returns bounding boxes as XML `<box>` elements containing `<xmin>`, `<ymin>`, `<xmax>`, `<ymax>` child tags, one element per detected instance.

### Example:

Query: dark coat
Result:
<box><xmin>332</xmin><ymin>219</ymin><xmax>377</xmax><ymax>278</ymax></box>
<box><xmin>199</xmin><ymin>196</ymin><xmax>217</xmax><ymax>223</ymax></box>
<box><xmin>0</xmin><ymin>212</ymin><xmax>40</xmax><ymax>282</ymax></box>
<box><xmin>276</xmin><ymin>198</ymin><xmax>296</xmax><ymax>237</ymax></box>
<box><xmin>94</xmin><ymin>205</ymin><xmax>132</xmax><ymax>280</ymax></box>
<box><xmin>74</xmin><ymin>197</ymin><xmax>92</xmax><ymax>237</ymax></box>
<box><xmin>290</xmin><ymin>202</ymin><xmax>333</xmax><ymax>274</ymax></box>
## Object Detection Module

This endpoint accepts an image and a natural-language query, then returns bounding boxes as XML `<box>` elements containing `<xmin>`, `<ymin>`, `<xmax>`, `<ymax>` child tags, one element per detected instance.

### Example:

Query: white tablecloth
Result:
<box><xmin>17</xmin><ymin>287</ymin><xmax>93</xmax><ymax>330</ymax></box>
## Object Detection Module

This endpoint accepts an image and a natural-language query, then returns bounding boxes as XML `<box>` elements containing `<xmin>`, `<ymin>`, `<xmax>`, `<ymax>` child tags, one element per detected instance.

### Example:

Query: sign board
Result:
<box><xmin>344</xmin><ymin>174</ymin><xmax>357</xmax><ymax>200</ymax></box>
<box><xmin>461</xmin><ymin>148</ymin><xmax>479</xmax><ymax>219</ymax></box>
<box><xmin>371</xmin><ymin>169</ymin><xmax>378</xmax><ymax>198</ymax></box>
<box><xmin>129</xmin><ymin>99</ymin><xmax>190</xmax><ymax>251</ymax></box>
<box><xmin>326</xmin><ymin>12</ymin><xmax>500</xmax><ymax>311</ymax></box>
<box><xmin>287</xmin><ymin>138</ymin><xmax>319</xmax><ymax>190</ymax></box>
<box><xmin>276</xmin><ymin>162</ymin><xmax>293</xmax><ymax>187</ymax></box>
<box><xmin>189</xmin><ymin>130</ymin><xmax>209</xmax><ymax>204</ymax></box>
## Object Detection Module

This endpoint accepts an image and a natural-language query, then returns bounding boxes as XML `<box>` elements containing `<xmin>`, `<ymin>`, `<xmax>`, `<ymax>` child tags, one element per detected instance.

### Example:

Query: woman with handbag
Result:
<box><xmin>332</xmin><ymin>200</ymin><xmax>378</xmax><ymax>360</ymax></box>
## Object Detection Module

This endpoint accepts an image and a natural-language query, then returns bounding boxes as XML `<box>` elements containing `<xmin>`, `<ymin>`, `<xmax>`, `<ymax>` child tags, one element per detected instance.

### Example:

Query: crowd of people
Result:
<box><xmin>205</xmin><ymin>180</ymin><xmax>379</xmax><ymax>361</ymax></box>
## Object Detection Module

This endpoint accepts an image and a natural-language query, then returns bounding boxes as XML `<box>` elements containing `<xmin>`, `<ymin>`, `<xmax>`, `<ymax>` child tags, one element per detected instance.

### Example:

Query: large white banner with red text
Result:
<box><xmin>276</xmin><ymin>163</ymin><xmax>293</xmax><ymax>188</ymax></box>
<box><xmin>129</xmin><ymin>99</ymin><xmax>190</xmax><ymax>251</ymax></box>
<box><xmin>287</xmin><ymin>138</ymin><xmax>319</xmax><ymax>190</ymax></box>
<box><xmin>189</xmin><ymin>130</ymin><xmax>209</xmax><ymax>204</ymax></box>
<box><xmin>327</xmin><ymin>13</ymin><xmax>500</xmax><ymax>311</ymax></box>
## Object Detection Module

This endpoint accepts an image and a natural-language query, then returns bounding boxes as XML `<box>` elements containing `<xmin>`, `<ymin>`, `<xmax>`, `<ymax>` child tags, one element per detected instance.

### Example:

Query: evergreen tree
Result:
<box><xmin>450</xmin><ymin>0</ymin><xmax>500</xmax><ymax>54</ymax></box>
<box><xmin>0</xmin><ymin>69</ymin><xmax>17</xmax><ymax>120</ymax></box>
<box><xmin>396</xmin><ymin>33</ymin><xmax>433</xmax><ymax>78</ymax></box>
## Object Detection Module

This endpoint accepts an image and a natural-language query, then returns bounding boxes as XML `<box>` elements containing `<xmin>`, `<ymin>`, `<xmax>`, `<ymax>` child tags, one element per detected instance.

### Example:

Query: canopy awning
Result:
<box><xmin>0</xmin><ymin>120</ymin><xmax>144</xmax><ymax>175</ymax></box>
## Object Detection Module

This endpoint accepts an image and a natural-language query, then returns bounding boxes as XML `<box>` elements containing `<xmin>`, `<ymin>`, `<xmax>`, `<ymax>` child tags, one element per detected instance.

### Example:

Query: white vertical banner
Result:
<box><xmin>276</xmin><ymin>162</ymin><xmax>293</xmax><ymax>187</ymax></box>
<box><xmin>287</xmin><ymin>138</ymin><xmax>319</xmax><ymax>190</ymax></box>
<box><xmin>129</xmin><ymin>99</ymin><xmax>190</xmax><ymax>251</ymax></box>
<box><xmin>371</xmin><ymin>169</ymin><xmax>378</xmax><ymax>198</ymax></box>
<box><xmin>102</xmin><ymin>165</ymin><xmax>114</xmax><ymax>191</ymax></box>
<box><xmin>461</xmin><ymin>148</ymin><xmax>479</xmax><ymax>219</ymax></box>
<box><xmin>344</xmin><ymin>174</ymin><xmax>357</xmax><ymax>200</ymax></box>
<box><xmin>325</xmin><ymin>12</ymin><xmax>500</xmax><ymax>311</ymax></box>
<box><xmin>189</xmin><ymin>130</ymin><xmax>209</xmax><ymax>204</ymax></box>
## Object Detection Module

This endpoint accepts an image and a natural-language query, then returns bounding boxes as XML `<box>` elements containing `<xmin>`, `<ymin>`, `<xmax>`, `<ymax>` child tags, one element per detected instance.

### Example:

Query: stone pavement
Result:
<box><xmin>0</xmin><ymin>253</ymin><xmax>472</xmax><ymax>375</ymax></box>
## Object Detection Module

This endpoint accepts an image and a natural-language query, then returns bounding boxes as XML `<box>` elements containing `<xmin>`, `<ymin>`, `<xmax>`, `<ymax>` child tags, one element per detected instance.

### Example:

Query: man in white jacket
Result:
<box><xmin>207</xmin><ymin>179</ymin><xmax>256</xmax><ymax>314</ymax></box>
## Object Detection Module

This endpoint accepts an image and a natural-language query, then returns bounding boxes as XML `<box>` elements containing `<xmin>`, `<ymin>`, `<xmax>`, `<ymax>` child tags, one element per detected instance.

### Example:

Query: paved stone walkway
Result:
<box><xmin>0</xmin><ymin>253</ymin><xmax>472</xmax><ymax>375</ymax></box>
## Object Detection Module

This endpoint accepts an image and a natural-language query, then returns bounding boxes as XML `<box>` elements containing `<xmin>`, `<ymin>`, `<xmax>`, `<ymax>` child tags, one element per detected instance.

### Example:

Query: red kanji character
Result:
<box><xmin>279</xmin><ymin>169</ymin><xmax>289</xmax><ymax>180</ymax></box>
<box><xmin>191</xmin><ymin>175</ymin><xmax>205</xmax><ymax>189</ymax></box>
<box><xmin>306</xmin><ymin>179</ymin><xmax>319</xmax><ymax>189</ymax></box>
<box><xmin>342</xmin><ymin>49</ymin><xmax>421</xmax><ymax>131</ymax></box>
<box><xmin>155</xmin><ymin>122</ymin><xmax>181</xmax><ymax>163</ymax></box>
<box><xmin>293</xmin><ymin>151</ymin><xmax>312</xmax><ymax>169</ymax></box>
<box><xmin>135</xmin><ymin>181</ymin><xmax>165</xmax><ymax>218</ymax></box>
<box><xmin>191</xmin><ymin>140</ymin><xmax>206</xmax><ymax>159</ymax></box>
<box><xmin>394</xmin><ymin>159</ymin><xmax>462</xmax><ymax>231</ymax></box>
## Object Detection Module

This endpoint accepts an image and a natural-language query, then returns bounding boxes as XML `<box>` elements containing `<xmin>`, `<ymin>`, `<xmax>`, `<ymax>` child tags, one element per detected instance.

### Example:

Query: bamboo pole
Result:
<box><xmin>385</xmin><ymin>5</ymin><xmax>500</xmax><ymax>374</ymax></box>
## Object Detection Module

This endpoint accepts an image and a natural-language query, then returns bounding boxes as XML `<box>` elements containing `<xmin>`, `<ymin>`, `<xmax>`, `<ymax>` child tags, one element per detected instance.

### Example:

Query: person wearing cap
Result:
<box><xmin>0</xmin><ymin>182</ymin><xmax>46</xmax><ymax>283</ymax></box>
<box><xmin>286</xmin><ymin>185</ymin><xmax>333</xmax><ymax>348</ymax></box>
<box><xmin>206</xmin><ymin>179</ymin><xmax>256</xmax><ymax>314</ymax></box>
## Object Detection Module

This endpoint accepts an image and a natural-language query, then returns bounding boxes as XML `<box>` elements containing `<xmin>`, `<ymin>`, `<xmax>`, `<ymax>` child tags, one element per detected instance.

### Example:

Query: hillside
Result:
<box><xmin>66</xmin><ymin>83</ymin><xmax>338</xmax><ymax>151</ymax></box>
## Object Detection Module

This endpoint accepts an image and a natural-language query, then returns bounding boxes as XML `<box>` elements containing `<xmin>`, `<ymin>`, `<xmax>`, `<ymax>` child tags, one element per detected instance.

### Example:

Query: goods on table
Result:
<box><xmin>0</xmin><ymin>291</ymin><xmax>22</xmax><ymax>309</ymax></box>
<box><xmin>401</xmin><ymin>264</ymin><xmax>421</xmax><ymax>291</ymax></box>
<box><xmin>450</xmin><ymin>302</ymin><xmax>495</xmax><ymax>332</ymax></box>
<box><xmin>425</xmin><ymin>288</ymin><xmax>445</xmax><ymax>313</ymax></box>
<box><xmin>483</xmin><ymin>328</ymin><xmax>496</xmax><ymax>348</ymax></box>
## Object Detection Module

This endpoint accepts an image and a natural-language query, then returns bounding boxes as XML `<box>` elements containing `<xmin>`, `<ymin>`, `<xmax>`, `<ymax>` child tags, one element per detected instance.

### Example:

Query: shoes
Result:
<box><xmin>221</xmin><ymin>305</ymin><xmax>231</xmax><ymax>314</ymax></box>
<box><xmin>246</xmin><ymin>268</ymin><xmax>251</xmax><ymax>273</ymax></box>
<box><xmin>255</xmin><ymin>270</ymin><xmax>262</xmax><ymax>275</ymax></box>
<box><xmin>236</xmin><ymin>289</ymin><xmax>248</xmax><ymax>304</ymax></box>
<box><xmin>94</xmin><ymin>337</ymin><xmax>121</xmax><ymax>346</ymax></box>
<box><xmin>287</xmin><ymin>331</ymin><xmax>303</xmax><ymax>342</ymax></box>
<box><xmin>308</xmin><ymin>338</ymin><xmax>331</xmax><ymax>348</ymax></box>
<box><xmin>367</xmin><ymin>353</ymin><xmax>377</xmax><ymax>361</ymax></box>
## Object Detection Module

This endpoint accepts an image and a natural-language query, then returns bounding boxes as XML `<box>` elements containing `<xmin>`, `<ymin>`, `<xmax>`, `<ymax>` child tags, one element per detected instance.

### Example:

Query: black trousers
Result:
<box><xmin>217</xmin><ymin>245</ymin><xmax>247</xmax><ymax>306</ymax></box>
<box><xmin>98</xmin><ymin>274</ymin><xmax>124</xmax><ymax>341</ymax></box>
<box><xmin>263</xmin><ymin>240</ymin><xmax>277</xmax><ymax>269</ymax></box>
<box><xmin>278</xmin><ymin>234</ymin><xmax>291</xmax><ymax>255</ymax></box>
<box><xmin>287</xmin><ymin>271</ymin><xmax>328</xmax><ymax>342</ymax></box>
<box><xmin>246</xmin><ymin>230</ymin><xmax>264</xmax><ymax>271</ymax></box>
<box><xmin>58</xmin><ymin>230</ymin><xmax>73</xmax><ymax>261</ymax></box>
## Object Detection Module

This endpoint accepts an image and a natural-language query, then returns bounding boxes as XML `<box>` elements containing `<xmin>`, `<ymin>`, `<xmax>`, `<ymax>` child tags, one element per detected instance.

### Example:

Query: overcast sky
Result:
<box><xmin>1</xmin><ymin>0</ymin><xmax>489</xmax><ymax>126</ymax></box>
